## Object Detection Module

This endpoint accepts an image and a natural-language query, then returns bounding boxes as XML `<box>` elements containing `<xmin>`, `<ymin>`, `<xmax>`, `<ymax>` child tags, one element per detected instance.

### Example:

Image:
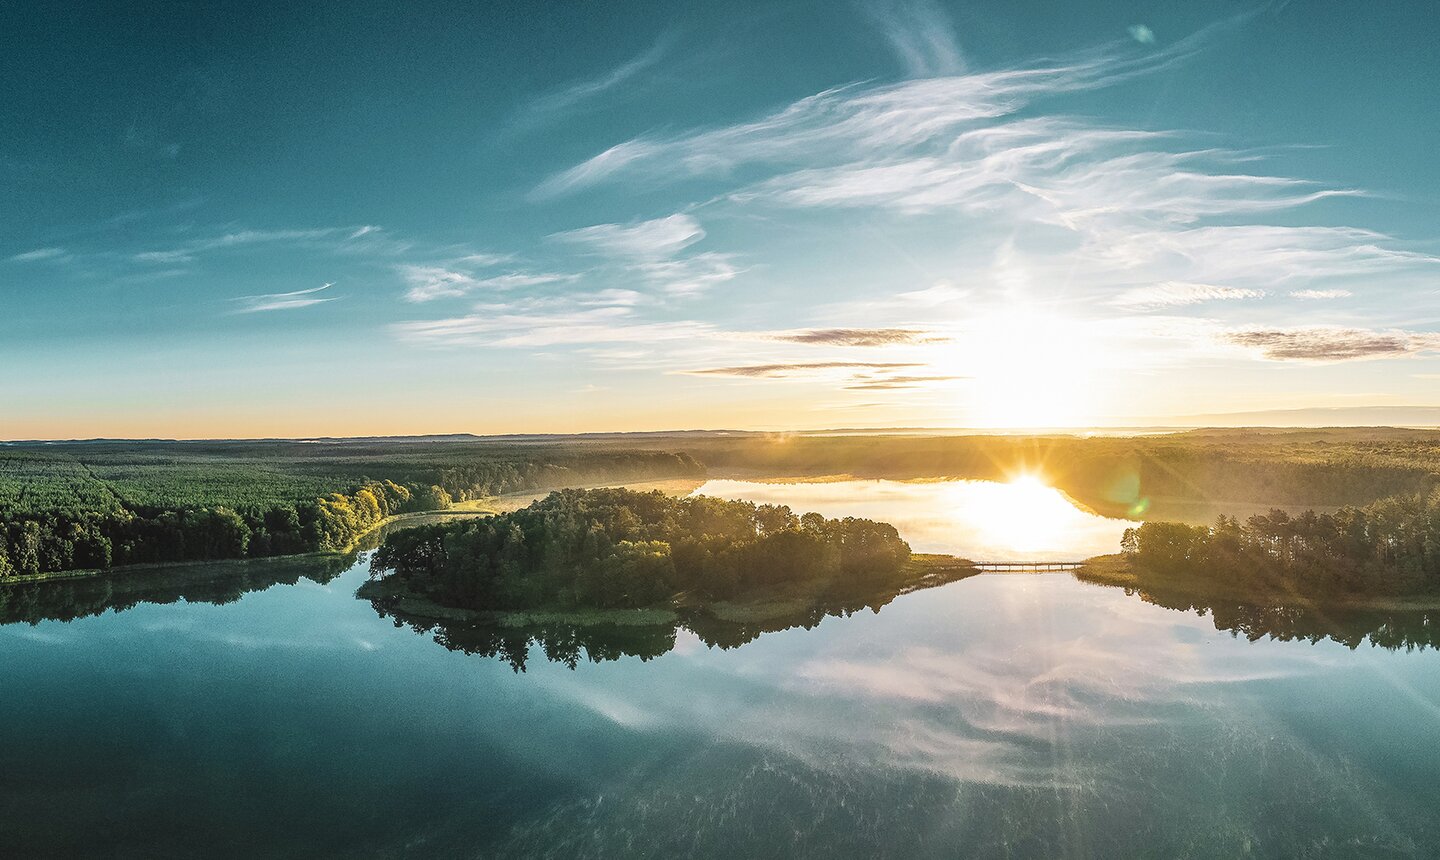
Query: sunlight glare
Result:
<box><xmin>945</xmin><ymin>475</ymin><xmax>1115</xmax><ymax>557</ymax></box>
<box><xmin>950</xmin><ymin>308</ymin><xmax>1106</xmax><ymax>429</ymax></box>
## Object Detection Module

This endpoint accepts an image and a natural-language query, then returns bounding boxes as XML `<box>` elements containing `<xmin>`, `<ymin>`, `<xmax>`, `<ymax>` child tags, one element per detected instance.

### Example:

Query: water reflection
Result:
<box><xmin>1095</xmin><ymin>578</ymin><xmax>1440</xmax><ymax>651</ymax></box>
<box><xmin>694</xmin><ymin>477</ymin><xmax>1132</xmax><ymax>560</ymax></box>
<box><xmin>4</xmin><ymin>555</ymin><xmax>1440</xmax><ymax>856</ymax></box>
<box><xmin>0</xmin><ymin>553</ymin><xmax>355</xmax><ymax>627</ymax></box>
<box><xmin>367</xmin><ymin>583</ymin><xmax>934</xmax><ymax>672</ymax></box>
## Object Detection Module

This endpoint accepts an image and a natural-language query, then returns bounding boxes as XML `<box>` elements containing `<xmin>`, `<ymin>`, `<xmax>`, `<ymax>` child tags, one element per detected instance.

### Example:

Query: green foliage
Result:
<box><xmin>0</xmin><ymin>440</ymin><xmax>704</xmax><ymax>577</ymax></box>
<box><xmin>372</xmin><ymin>487</ymin><xmax>912</xmax><ymax>611</ymax></box>
<box><xmin>666</xmin><ymin>430</ymin><xmax>1440</xmax><ymax>512</ymax></box>
<box><xmin>0</xmin><ymin>452</ymin><xmax>125</xmax><ymax>519</ymax></box>
<box><xmin>1122</xmin><ymin>489</ymin><xmax>1440</xmax><ymax>596</ymax></box>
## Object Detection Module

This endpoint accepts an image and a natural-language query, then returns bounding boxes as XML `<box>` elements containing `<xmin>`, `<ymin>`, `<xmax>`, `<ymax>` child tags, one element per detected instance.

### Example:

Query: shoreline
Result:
<box><xmin>358</xmin><ymin>552</ymin><xmax>978</xmax><ymax>630</ymax></box>
<box><xmin>0</xmin><ymin>478</ymin><xmax>704</xmax><ymax>589</ymax></box>
<box><xmin>1074</xmin><ymin>554</ymin><xmax>1440</xmax><ymax>611</ymax></box>
<box><xmin>0</xmin><ymin>506</ymin><xmax>496</xmax><ymax>589</ymax></box>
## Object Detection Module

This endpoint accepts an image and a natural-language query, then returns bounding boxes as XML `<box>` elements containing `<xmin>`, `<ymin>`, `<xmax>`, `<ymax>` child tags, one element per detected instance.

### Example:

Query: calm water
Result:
<box><xmin>693</xmin><ymin>477</ymin><xmax>1133</xmax><ymax>560</ymax></box>
<box><xmin>1</xmin><ymin>482</ymin><xmax>1438</xmax><ymax>857</ymax></box>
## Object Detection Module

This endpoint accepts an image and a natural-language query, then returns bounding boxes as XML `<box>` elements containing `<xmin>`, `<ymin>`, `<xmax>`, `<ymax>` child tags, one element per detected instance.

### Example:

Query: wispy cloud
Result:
<box><xmin>393</xmin><ymin>305</ymin><xmax>709</xmax><ymax>348</ymax></box>
<box><xmin>7</xmin><ymin>247</ymin><xmax>67</xmax><ymax>263</ymax></box>
<box><xmin>1128</xmin><ymin>24</ymin><xmax>1156</xmax><ymax>45</ymax></box>
<box><xmin>825</xmin><ymin>282</ymin><xmax>969</xmax><ymax>320</ymax></box>
<box><xmin>633</xmin><ymin>252</ymin><xmax>741</xmax><ymax>296</ymax></box>
<box><xmin>525</xmin><ymin>12</ymin><xmax>1440</xmax><ymax>358</ymax></box>
<box><xmin>732</xmin><ymin>124</ymin><xmax>1353</xmax><ymax>227</ymax></box>
<box><xmin>534</xmin><ymin>24</ymin><xmax>1227</xmax><ymax>198</ymax></box>
<box><xmin>845</xmin><ymin>374</ymin><xmax>963</xmax><ymax>390</ymax></box>
<box><xmin>680</xmin><ymin>360</ymin><xmax>962</xmax><ymax>392</ymax></box>
<box><xmin>546</xmin><ymin>214</ymin><xmax>739</xmax><ymax>297</ymax></box>
<box><xmin>764</xmin><ymin>327</ymin><xmax>944</xmax><ymax>345</ymax></box>
<box><xmin>1224</xmin><ymin>326</ymin><xmax>1440</xmax><ymax>362</ymax></box>
<box><xmin>233</xmin><ymin>283</ymin><xmax>338</xmax><ymax>314</ymax></box>
<box><xmin>552</xmin><ymin>214</ymin><xmax>704</xmax><ymax>259</ymax></box>
<box><xmin>133</xmin><ymin>225</ymin><xmax>405</xmax><ymax>267</ymax></box>
<box><xmin>682</xmin><ymin>361</ymin><xmax>924</xmax><ymax>378</ymax></box>
<box><xmin>1088</xmin><ymin>225</ymin><xmax>1439</xmax><ymax>287</ymax></box>
<box><xmin>864</xmin><ymin>0</ymin><xmax>966</xmax><ymax>78</ymax></box>
<box><xmin>508</xmin><ymin>34</ymin><xmax>672</xmax><ymax>133</ymax></box>
<box><xmin>455</xmin><ymin>252</ymin><xmax>514</xmax><ymax>267</ymax></box>
<box><xmin>405</xmin><ymin>14</ymin><xmax>1434</xmax><ymax>395</ymax></box>
<box><xmin>399</xmin><ymin>265</ymin><xmax>578</xmax><ymax>302</ymax></box>
<box><xmin>132</xmin><ymin>249</ymin><xmax>194</xmax><ymax>265</ymax></box>
<box><xmin>1113</xmin><ymin>281</ymin><xmax>1264</xmax><ymax>309</ymax></box>
<box><xmin>1290</xmin><ymin>288</ymin><xmax>1353</xmax><ymax>300</ymax></box>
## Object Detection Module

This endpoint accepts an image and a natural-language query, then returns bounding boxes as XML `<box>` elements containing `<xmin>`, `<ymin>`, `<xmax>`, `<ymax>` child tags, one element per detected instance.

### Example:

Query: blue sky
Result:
<box><xmin>3</xmin><ymin>0</ymin><xmax>1438</xmax><ymax>437</ymax></box>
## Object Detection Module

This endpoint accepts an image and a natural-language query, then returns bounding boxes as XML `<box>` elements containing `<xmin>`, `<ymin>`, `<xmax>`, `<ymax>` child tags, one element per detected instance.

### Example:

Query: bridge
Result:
<box><xmin>972</xmin><ymin>561</ymin><xmax>1085</xmax><ymax>573</ymax></box>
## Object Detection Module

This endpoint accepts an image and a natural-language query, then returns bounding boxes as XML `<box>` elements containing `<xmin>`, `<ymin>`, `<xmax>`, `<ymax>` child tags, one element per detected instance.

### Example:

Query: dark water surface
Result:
<box><xmin>2</xmin><ymin>486</ymin><xmax>1439</xmax><ymax>857</ymax></box>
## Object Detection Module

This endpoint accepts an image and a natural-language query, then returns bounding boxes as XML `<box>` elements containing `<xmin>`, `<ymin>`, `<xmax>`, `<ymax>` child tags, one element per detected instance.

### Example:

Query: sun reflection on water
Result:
<box><xmin>692</xmin><ymin>476</ymin><xmax>1134</xmax><ymax>561</ymax></box>
<box><xmin>941</xmin><ymin>474</ymin><xmax>1114</xmax><ymax>556</ymax></box>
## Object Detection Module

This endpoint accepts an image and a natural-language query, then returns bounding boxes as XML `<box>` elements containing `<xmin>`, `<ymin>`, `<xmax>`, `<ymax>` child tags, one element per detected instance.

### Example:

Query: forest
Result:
<box><xmin>9</xmin><ymin>427</ymin><xmax>1440</xmax><ymax>582</ymax></box>
<box><xmin>0</xmin><ymin>440</ymin><xmax>703</xmax><ymax>578</ymax></box>
<box><xmin>1118</xmin><ymin>488</ymin><xmax>1440</xmax><ymax>597</ymax></box>
<box><xmin>369</xmin><ymin>487</ymin><xmax>913</xmax><ymax>612</ymax></box>
<box><xmin>653</xmin><ymin>427</ymin><xmax>1440</xmax><ymax>515</ymax></box>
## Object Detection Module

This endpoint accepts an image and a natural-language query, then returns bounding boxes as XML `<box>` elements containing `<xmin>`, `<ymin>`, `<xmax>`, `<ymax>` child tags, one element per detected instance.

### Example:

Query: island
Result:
<box><xmin>360</xmin><ymin>488</ymin><xmax>975</xmax><ymax>661</ymax></box>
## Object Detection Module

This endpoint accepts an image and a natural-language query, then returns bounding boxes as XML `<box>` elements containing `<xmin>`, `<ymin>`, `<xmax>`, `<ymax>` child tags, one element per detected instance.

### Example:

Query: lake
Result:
<box><xmin>691</xmin><ymin>477</ymin><xmax>1133</xmax><ymax>560</ymax></box>
<box><xmin>1</xmin><ymin>480</ymin><xmax>1437</xmax><ymax>857</ymax></box>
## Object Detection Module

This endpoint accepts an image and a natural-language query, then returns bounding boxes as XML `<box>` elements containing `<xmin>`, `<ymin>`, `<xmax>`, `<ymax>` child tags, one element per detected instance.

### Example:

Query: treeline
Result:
<box><xmin>1120</xmin><ymin>489</ymin><xmax>1440</xmax><ymax>596</ymax></box>
<box><xmin>0</xmin><ymin>480</ymin><xmax>443</xmax><ymax>577</ymax></box>
<box><xmin>0</xmin><ymin>449</ymin><xmax>705</xmax><ymax>578</ymax></box>
<box><xmin>0</xmin><ymin>446</ymin><xmax>705</xmax><ymax>518</ymax></box>
<box><xmin>663</xmin><ymin>432</ymin><xmax>1440</xmax><ymax>513</ymax></box>
<box><xmin>371</xmin><ymin>488</ymin><xmax>912</xmax><ymax>611</ymax></box>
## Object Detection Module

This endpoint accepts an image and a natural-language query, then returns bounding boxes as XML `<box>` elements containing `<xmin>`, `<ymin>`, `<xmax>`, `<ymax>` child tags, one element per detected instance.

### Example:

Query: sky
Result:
<box><xmin>3</xmin><ymin>0</ymin><xmax>1439</xmax><ymax>438</ymax></box>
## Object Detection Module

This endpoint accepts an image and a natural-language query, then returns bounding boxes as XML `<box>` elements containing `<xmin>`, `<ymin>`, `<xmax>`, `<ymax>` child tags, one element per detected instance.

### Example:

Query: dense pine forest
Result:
<box><xmin>7</xmin><ymin>428</ymin><xmax>1440</xmax><ymax>582</ymax></box>
<box><xmin>1119</xmin><ymin>488</ymin><xmax>1440</xmax><ymax>597</ymax></box>
<box><xmin>370</xmin><ymin>487</ymin><xmax>912</xmax><ymax>611</ymax></box>
<box><xmin>0</xmin><ymin>440</ymin><xmax>703</xmax><ymax>577</ymax></box>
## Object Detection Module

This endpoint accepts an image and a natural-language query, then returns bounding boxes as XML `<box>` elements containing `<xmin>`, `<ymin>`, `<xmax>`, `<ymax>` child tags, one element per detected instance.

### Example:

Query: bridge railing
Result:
<box><xmin>972</xmin><ymin>561</ymin><xmax>1085</xmax><ymax>572</ymax></box>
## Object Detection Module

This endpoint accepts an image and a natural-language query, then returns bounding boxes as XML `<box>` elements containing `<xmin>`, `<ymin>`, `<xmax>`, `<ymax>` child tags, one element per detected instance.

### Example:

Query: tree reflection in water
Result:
<box><xmin>377</xmin><ymin>572</ymin><xmax>1440</xmax><ymax>670</ymax></box>
<box><xmin>0</xmin><ymin>553</ymin><xmax>355</xmax><ymax>627</ymax></box>
<box><xmin>367</xmin><ymin>588</ymin><xmax>909</xmax><ymax>672</ymax></box>
<box><xmin>9</xmin><ymin>554</ymin><xmax>1435</xmax><ymax>670</ymax></box>
<box><xmin>1100</xmin><ymin>579</ymin><xmax>1440</xmax><ymax>652</ymax></box>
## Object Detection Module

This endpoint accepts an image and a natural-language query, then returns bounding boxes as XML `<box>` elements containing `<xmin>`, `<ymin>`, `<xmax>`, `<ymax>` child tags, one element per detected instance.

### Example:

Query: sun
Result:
<box><xmin>947</xmin><ymin>308</ymin><xmax>1105</xmax><ymax>428</ymax></box>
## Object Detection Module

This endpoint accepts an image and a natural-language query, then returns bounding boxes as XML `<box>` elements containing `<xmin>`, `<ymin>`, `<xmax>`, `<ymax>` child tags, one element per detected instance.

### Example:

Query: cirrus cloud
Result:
<box><xmin>682</xmin><ymin>361</ymin><xmax>924</xmax><ymax>379</ymax></box>
<box><xmin>1224</xmin><ymin>326</ymin><xmax>1440</xmax><ymax>362</ymax></box>
<box><xmin>232</xmin><ymin>283</ymin><xmax>337</xmax><ymax>314</ymax></box>
<box><xmin>764</xmin><ymin>327</ymin><xmax>945</xmax><ymax>346</ymax></box>
<box><xmin>551</xmin><ymin>213</ymin><xmax>705</xmax><ymax>259</ymax></box>
<box><xmin>1113</xmin><ymin>281</ymin><xmax>1265</xmax><ymax>309</ymax></box>
<box><xmin>1289</xmin><ymin>289</ymin><xmax>1353</xmax><ymax>300</ymax></box>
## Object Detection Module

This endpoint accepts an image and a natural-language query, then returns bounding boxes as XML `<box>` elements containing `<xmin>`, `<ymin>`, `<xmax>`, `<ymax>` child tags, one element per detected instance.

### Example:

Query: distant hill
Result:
<box><xmin>1167</xmin><ymin>406</ymin><xmax>1440</xmax><ymax>428</ymax></box>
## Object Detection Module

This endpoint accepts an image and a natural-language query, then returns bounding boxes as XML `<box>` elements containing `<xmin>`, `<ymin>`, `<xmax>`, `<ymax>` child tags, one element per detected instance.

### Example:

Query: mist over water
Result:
<box><xmin>693</xmin><ymin>478</ymin><xmax>1134</xmax><ymax>560</ymax></box>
